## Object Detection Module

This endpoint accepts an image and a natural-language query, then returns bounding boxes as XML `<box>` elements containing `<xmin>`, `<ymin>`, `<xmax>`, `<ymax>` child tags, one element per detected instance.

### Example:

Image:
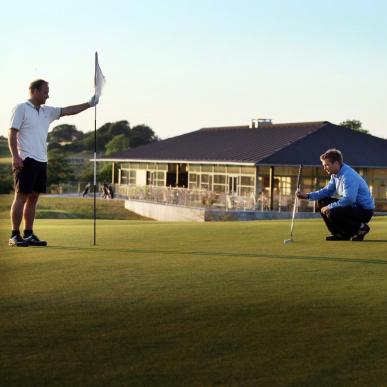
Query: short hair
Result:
<box><xmin>29</xmin><ymin>79</ymin><xmax>48</xmax><ymax>92</ymax></box>
<box><xmin>320</xmin><ymin>148</ymin><xmax>343</xmax><ymax>165</ymax></box>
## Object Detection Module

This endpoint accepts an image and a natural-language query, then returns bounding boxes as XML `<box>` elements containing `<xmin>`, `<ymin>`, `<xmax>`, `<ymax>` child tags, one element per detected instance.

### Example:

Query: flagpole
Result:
<box><xmin>93</xmin><ymin>52</ymin><xmax>97</xmax><ymax>246</ymax></box>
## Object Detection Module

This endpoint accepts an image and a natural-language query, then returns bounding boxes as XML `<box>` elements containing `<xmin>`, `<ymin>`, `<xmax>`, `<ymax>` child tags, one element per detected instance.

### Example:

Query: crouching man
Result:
<box><xmin>297</xmin><ymin>148</ymin><xmax>374</xmax><ymax>241</ymax></box>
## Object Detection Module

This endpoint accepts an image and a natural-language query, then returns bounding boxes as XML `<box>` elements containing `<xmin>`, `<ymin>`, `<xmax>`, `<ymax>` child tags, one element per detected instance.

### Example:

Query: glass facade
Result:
<box><xmin>118</xmin><ymin>161</ymin><xmax>387</xmax><ymax>211</ymax></box>
<box><xmin>357</xmin><ymin>168</ymin><xmax>387</xmax><ymax>211</ymax></box>
<box><xmin>256</xmin><ymin>166</ymin><xmax>330</xmax><ymax>211</ymax></box>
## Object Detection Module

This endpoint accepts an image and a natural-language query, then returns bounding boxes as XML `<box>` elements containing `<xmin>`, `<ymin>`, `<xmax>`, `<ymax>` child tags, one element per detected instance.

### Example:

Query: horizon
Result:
<box><xmin>1</xmin><ymin>119</ymin><xmax>385</xmax><ymax>142</ymax></box>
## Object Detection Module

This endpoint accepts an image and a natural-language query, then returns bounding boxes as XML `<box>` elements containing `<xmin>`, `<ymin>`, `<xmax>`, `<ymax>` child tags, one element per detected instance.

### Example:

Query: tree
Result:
<box><xmin>130</xmin><ymin>124</ymin><xmax>159</xmax><ymax>148</ymax></box>
<box><xmin>0</xmin><ymin>136</ymin><xmax>10</xmax><ymax>157</ymax></box>
<box><xmin>47</xmin><ymin>150</ymin><xmax>75</xmax><ymax>186</ymax></box>
<box><xmin>76</xmin><ymin>162</ymin><xmax>117</xmax><ymax>183</ymax></box>
<box><xmin>81</xmin><ymin>121</ymin><xmax>131</xmax><ymax>152</ymax></box>
<box><xmin>109</xmin><ymin>120</ymin><xmax>131</xmax><ymax>137</ymax></box>
<box><xmin>46</xmin><ymin>119</ymin><xmax>158</xmax><ymax>155</ymax></box>
<box><xmin>98</xmin><ymin>163</ymin><xmax>115</xmax><ymax>182</ymax></box>
<box><xmin>47</xmin><ymin>141</ymin><xmax>63</xmax><ymax>151</ymax></box>
<box><xmin>77</xmin><ymin>163</ymin><xmax>94</xmax><ymax>183</ymax></box>
<box><xmin>340</xmin><ymin>120</ymin><xmax>368</xmax><ymax>134</ymax></box>
<box><xmin>62</xmin><ymin>141</ymin><xmax>86</xmax><ymax>152</ymax></box>
<box><xmin>105</xmin><ymin>134</ymin><xmax>129</xmax><ymax>155</ymax></box>
<box><xmin>48</xmin><ymin>124</ymin><xmax>83</xmax><ymax>143</ymax></box>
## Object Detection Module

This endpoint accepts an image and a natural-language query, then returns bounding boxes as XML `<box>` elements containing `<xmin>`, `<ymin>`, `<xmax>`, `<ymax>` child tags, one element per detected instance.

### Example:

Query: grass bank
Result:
<box><xmin>0</xmin><ymin>194</ymin><xmax>149</xmax><ymax>220</ymax></box>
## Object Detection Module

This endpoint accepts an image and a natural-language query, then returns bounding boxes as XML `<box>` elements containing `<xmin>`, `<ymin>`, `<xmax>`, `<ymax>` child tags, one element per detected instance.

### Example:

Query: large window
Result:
<box><xmin>147</xmin><ymin>171</ymin><xmax>165</xmax><ymax>186</ymax></box>
<box><xmin>119</xmin><ymin>162</ymin><xmax>167</xmax><ymax>186</ymax></box>
<box><xmin>189</xmin><ymin>173</ymin><xmax>200</xmax><ymax>188</ymax></box>
<box><xmin>278</xmin><ymin>176</ymin><xmax>291</xmax><ymax>195</ymax></box>
<box><xmin>187</xmin><ymin>164</ymin><xmax>256</xmax><ymax>194</ymax></box>
<box><xmin>120</xmin><ymin>170</ymin><xmax>129</xmax><ymax>185</ymax></box>
<box><xmin>120</xmin><ymin>169</ymin><xmax>136</xmax><ymax>185</ymax></box>
<box><xmin>200</xmin><ymin>174</ymin><xmax>212</xmax><ymax>191</ymax></box>
<box><xmin>213</xmin><ymin>174</ymin><xmax>227</xmax><ymax>193</ymax></box>
<box><xmin>362</xmin><ymin>168</ymin><xmax>387</xmax><ymax>202</ymax></box>
<box><xmin>240</xmin><ymin>175</ymin><xmax>255</xmax><ymax>195</ymax></box>
<box><xmin>201</xmin><ymin>165</ymin><xmax>213</xmax><ymax>173</ymax></box>
<box><xmin>129</xmin><ymin>170</ymin><xmax>136</xmax><ymax>185</ymax></box>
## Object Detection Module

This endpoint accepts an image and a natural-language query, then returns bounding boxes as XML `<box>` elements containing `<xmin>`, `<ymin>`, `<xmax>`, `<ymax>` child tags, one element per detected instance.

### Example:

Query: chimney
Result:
<box><xmin>249</xmin><ymin>119</ymin><xmax>258</xmax><ymax>128</ymax></box>
<box><xmin>249</xmin><ymin>118</ymin><xmax>272</xmax><ymax>128</ymax></box>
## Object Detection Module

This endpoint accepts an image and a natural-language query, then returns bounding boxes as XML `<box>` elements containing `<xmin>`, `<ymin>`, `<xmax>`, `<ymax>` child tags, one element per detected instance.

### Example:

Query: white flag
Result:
<box><xmin>95</xmin><ymin>52</ymin><xmax>106</xmax><ymax>98</ymax></box>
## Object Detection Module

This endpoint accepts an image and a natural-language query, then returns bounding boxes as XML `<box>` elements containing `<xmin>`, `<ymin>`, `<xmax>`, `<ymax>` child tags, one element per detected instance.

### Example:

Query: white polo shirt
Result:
<box><xmin>10</xmin><ymin>101</ymin><xmax>61</xmax><ymax>162</ymax></box>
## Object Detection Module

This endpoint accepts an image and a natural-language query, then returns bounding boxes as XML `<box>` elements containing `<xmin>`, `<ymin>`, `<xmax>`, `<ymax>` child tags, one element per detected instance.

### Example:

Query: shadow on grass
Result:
<box><xmin>361</xmin><ymin>240</ymin><xmax>387</xmax><ymax>243</ymax></box>
<box><xmin>47</xmin><ymin>245</ymin><xmax>387</xmax><ymax>266</ymax></box>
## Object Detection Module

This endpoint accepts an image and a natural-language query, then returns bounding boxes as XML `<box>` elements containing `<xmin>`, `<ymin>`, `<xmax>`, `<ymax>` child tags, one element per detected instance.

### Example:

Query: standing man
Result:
<box><xmin>297</xmin><ymin>148</ymin><xmax>374</xmax><ymax>241</ymax></box>
<box><xmin>8</xmin><ymin>79</ymin><xmax>99</xmax><ymax>246</ymax></box>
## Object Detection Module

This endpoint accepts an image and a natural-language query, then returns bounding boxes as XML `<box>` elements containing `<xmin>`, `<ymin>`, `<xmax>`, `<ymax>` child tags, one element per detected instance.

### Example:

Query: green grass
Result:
<box><xmin>0</xmin><ymin>195</ymin><xmax>149</xmax><ymax>220</ymax></box>
<box><xmin>1</xmin><ymin>217</ymin><xmax>387</xmax><ymax>386</ymax></box>
<box><xmin>0</xmin><ymin>157</ymin><xmax>11</xmax><ymax>165</ymax></box>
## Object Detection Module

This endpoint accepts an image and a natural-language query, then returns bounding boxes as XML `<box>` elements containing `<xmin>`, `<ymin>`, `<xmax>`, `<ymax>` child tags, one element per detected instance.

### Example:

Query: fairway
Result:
<box><xmin>1</xmin><ymin>217</ymin><xmax>387</xmax><ymax>386</ymax></box>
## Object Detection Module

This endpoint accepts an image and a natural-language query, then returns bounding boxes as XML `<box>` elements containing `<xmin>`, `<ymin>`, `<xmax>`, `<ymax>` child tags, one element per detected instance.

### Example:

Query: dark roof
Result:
<box><xmin>102</xmin><ymin>121</ymin><xmax>387</xmax><ymax>168</ymax></box>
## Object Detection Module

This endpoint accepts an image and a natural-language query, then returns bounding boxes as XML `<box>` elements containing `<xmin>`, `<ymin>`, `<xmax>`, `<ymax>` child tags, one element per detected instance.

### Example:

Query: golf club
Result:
<box><xmin>284</xmin><ymin>164</ymin><xmax>303</xmax><ymax>244</ymax></box>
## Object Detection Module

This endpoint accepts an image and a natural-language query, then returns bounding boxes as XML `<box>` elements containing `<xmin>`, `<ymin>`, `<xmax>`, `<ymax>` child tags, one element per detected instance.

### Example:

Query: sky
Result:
<box><xmin>1</xmin><ymin>0</ymin><xmax>386</xmax><ymax>140</ymax></box>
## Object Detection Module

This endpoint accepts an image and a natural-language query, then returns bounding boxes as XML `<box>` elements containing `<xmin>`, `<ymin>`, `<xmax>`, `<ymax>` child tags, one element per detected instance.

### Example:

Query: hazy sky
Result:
<box><xmin>1</xmin><ymin>0</ymin><xmax>386</xmax><ymax>140</ymax></box>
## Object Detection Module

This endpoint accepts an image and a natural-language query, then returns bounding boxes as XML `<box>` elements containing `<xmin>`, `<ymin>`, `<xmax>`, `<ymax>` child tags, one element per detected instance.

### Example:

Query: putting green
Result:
<box><xmin>1</xmin><ymin>217</ymin><xmax>387</xmax><ymax>386</ymax></box>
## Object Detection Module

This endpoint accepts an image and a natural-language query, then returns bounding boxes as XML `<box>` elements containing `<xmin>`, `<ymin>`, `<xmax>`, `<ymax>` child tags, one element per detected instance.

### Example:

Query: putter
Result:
<box><xmin>284</xmin><ymin>164</ymin><xmax>303</xmax><ymax>244</ymax></box>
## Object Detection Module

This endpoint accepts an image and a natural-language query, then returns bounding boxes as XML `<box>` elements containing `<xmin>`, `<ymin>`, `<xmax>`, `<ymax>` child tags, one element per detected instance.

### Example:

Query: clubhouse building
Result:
<box><xmin>98</xmin><ymin>120</ymin><xmax>387</xmax><ymax>212</ymax></box>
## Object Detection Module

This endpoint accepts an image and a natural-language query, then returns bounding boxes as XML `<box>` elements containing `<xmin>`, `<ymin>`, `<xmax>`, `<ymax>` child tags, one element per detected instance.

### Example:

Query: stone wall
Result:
<box><xmin>124</xmin><ymin>199</ymin><xmax>322</xmax><ymax>222</ymax></box>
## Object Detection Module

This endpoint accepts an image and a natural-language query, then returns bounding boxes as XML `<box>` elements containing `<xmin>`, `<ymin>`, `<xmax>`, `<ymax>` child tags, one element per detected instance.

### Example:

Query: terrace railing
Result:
<box><xmin>114</xmin><ymin>184</ymin><xmax>312</xmax><ymax>212</ymax></box>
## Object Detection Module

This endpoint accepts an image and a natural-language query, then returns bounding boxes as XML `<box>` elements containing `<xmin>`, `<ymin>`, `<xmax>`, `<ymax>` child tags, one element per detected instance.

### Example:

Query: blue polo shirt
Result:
<box><xmin>308</xmin><ymin>163</ymin><xmax>375</xmax><ymax>210</ymax></box>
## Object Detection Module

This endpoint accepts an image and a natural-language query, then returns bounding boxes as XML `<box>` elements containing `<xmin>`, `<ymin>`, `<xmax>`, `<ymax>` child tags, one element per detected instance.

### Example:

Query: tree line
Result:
<box><xmin>0</xmin><ymin>120</ymin><xmax>159</xmax><ymax>193</ymax></box>
<box><xmin>47</xmin><ymin>120</ymin><xmax>159</xmax><ymax>188</ymax></box>
<box><xmin>48</xmin><ymin>120</ymin><xmax>159</xmax><ymax>154</ymax></box>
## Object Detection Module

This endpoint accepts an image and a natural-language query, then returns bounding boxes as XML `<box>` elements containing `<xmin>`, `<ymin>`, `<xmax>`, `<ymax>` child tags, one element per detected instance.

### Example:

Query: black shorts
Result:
<box><xmin>14</xmin><ymin>157</ymin><xmax>47</xmax><ymax>194</ymax></box>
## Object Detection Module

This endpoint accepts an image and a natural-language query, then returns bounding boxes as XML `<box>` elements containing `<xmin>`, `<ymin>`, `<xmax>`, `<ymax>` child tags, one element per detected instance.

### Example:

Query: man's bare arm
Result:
<box><xmin>60</xmin><ymin>95</ymin><xmax>99</xmax><ymax>117</ymax></box>
<box><xmin>60</xmin><ymin>103</ymin><xmax>90</xmax><ymax>117</ymax></box>
<box><xmin>8</xmin><ymin>128</ymin><xmax>23</xmax><ymax>171</ymax></box>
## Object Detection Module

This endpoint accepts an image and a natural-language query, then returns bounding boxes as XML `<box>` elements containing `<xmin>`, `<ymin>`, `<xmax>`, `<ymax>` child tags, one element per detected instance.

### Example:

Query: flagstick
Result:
<box><xmin>92</xmin><ymin>51</ymin><xmax>105</xmax><ymax>246</ymax></box>
<box><xmin>93</xmin><ymin>104</ymin><xmax>97</xmax><ymax>246</ymax></box>
<box><xmin>93</xmin><ymin>52</ymin><xmax>97</xmax><ymax>246</ymax></box>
